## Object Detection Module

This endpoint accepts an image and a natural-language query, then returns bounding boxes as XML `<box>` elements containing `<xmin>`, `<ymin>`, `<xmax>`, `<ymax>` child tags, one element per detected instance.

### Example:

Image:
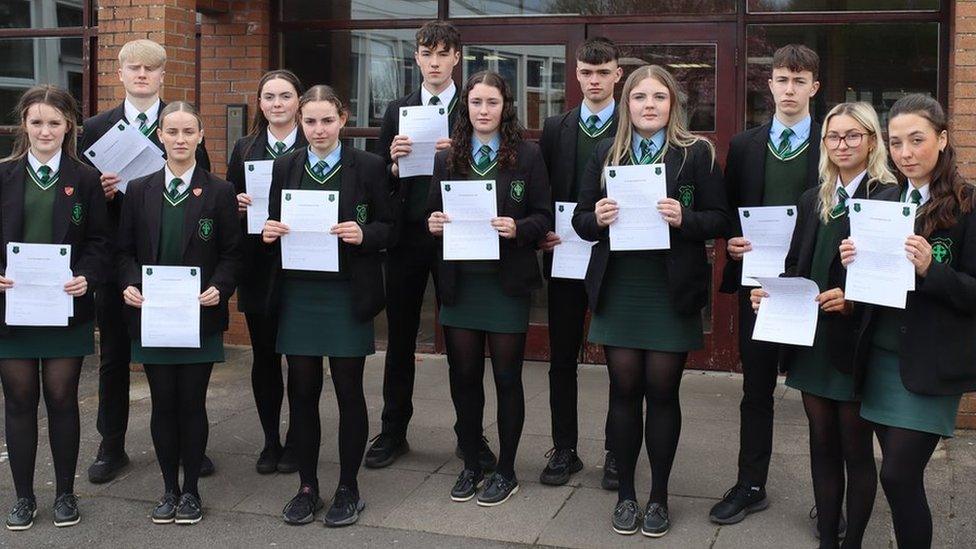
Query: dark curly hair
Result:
<box><xmin>447</xmin><ymin>71</ymin><xmax>523</xmax><ymax>176</ymax></box>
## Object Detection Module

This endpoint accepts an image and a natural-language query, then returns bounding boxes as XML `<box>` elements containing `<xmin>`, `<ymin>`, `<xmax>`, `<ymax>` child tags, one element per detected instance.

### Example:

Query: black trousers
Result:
<box><xmin>547</xmin><ymin>278</ymin><xmax>611</xmax><ymax>451</ymax></box>
<box><xmin>735</xmin><ymin>290</ymin><xmax>781</xmax><ymax>487</ymax></box>
<box><xmin>94</xmin><ymin>281</ymin><xmax>131</xmax><ymax>454</ymax></box>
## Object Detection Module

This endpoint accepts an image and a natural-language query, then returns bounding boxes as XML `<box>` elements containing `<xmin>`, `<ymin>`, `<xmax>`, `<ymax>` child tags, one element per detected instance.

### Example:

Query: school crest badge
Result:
<box><xmin>11</xmin><ymin>246</ymin><xmax>19</xmax><ymax>254</ymax></box>
<box><xmin>742</xmin><ymin>210</ymin><xmax>750</xmax><ymax>218</ymax></box>
<box><xmin>356</xmin><ymin>204</ymin><xmax>368</xmax><ymax>225</ymax></box>
<box><xmin>930</xmin><ymin>237</ymin><xmax>953</xmax><ymax>264</ymax></box>
<box><xmin>71</xmin><ymin>203</ymin><xmax>83</xmax><ymax>225</ymax></box>
<box><xmin>678</xmin><ymin>185</ymin><xmax>694</xmax><ymax>208</ymax></box>
<box><xmin>285</xmin><ymin>193</ymin><xmax>292</xmax><ymax>201</ymax></box>
<box><xmin>64</xmin><ymin>186</ymin><xmax>74</xmax><ymax>197</ymax></box>
<box><xmin>198</xmin><ymin>218</ymin><xmax>214</xmax><ymax>241</ymax></box>
<box><xmin>853</xmin><ymin>203</ymin><xmax>862</xmax><ymax>213</ymax></box>
<box><xmin>655</xmin><ymin>166</ymin><xmax>663</xmax><ymax>176</ymax></box>
<box><xmin>787</xmin><ymin>208</ymin><xmax>794</xmax><ymax>216</ymax></box>
<box><xmin>444</xmin><ymin>184</ymin><xmax>451</xmax><ymax>192</ymax></box>
<box><xmin>60</xmin><ymin>247</ymin><xmax>68</xmax><ymax>256</ymax></box>
<box><xmin>558</xmin><ymin>204</ymin><xmax>565</xmax><ymax>213</ymax></box>
<box><xmin>608</xmin><ymin>170</ymin><xmax>616</xmax><ymax>178</ymax></box>
<box><xmin>903</xmin><ymin>206</ymin><xmax>911</xmax><ymax>217</ymax></box>
<box><xmin>193</xmin><ymin>188</ymin><xmax>203</xmax><ymax>197</ymax></box>
<box><xmin>248</xmin><ymin>164</ymin><xmax>255</xmax><ymax>172</ymax></box>
<box><xmin>145</xmin><ymin>267</ymin><xmax>153</xmax><ymax>276</ymax></box>
<box><xmin>486</xmin><ymin>183</ymin><xmax>493</xmax><ymax>191</ymax></box>
<box><xmin>511</xmin><ymin>180</ymin><xmax>525</xmax><ymax>203</ymax></box>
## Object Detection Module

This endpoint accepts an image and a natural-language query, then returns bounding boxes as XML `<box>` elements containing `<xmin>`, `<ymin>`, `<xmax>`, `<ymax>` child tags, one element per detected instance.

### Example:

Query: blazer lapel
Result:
<box><xmin>285</xmin><ymin>149</ymin><xmax>307</xmax><ymax>190</ymax></box>
<box><xmin>248</xmin><ymin>131</ymin><xmax>270</xmax><ymax>161</ymax></box>
<box><xmin>339</xmin><ymin>147</ymin><xmax>357</xmax><ymax>221</ymax></box>
<box><xmin>663</xmin><ymin>147</ymin><xmax>683</xmax><ymax>197</ymax></box>
<box><xmin>806</xmin><ymin>121</ymin><xmax>822</xmax><ymax>190</ymax></box>
<box><xmin>51</xmin><ymin>157</ymin><xmax>75</xmax><ymax>244</ymax></box>
<box><xmin>556</xmin><ymin>107</ymin><xmax>580</xmax><ymax>200</ymax></box>
<box><xmin>2</xmin><ymin>157</ymin><xmax>28</xmax><ymax>246</ymax></box>
<box><xmin>495</xmin><ymin>165</ymin><xmax>513</xmax><ymax>214</ymax></box>
<box><xmin>181</xmin><ymin>166</ymin><xmax>207</xmax><ymax>255</ymax></box>
<box><xmin>145</xmin><ymin>170</ymin><xmax>164</xmax><ymax>261</ymax></box>
<box><xmin>744</xmin><ymin>121</ymin><xmax>772</xmax><ymax>205</ymax></box>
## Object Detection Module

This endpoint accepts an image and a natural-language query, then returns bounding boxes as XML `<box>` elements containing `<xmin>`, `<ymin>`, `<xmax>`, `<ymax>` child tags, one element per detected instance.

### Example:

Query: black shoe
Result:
<box><xmin>199</xmin><ymin>455</ymin><xmax>215</xmax><ymax>477</ymax></box>
<box><xmin>175</xmin><ymin>493</ymin><xmax>202</xmax><ymax>525</ymax></box>
<box><xmin>811</xmin><ymin>504</ymin><xmax>848</xmax><ymax>540</ymax></box>
<box><xmin>6</xmin><ymin>497</ymin><xmax>36</xmax><ymax>531</ymax></box>
<box><xmin>256</xmin><ymin>445</ymin><xmax>281</xmax><ymax>475</ymax></box>
<box><xmin>601</xmin><ymin>452</ymin><xmax>619</xmax><ymax>491</ymax></box>
<box><xmin>277</xmin><ymin>446</ymin><xmax>298</xmax><ymax>474</ymax></box>
<box><xmin>282</xmin><ymin>486</ymin><xmax>323</xmax><ymax>525</ymax></box>
<box><xmin>53</xmin><ymin>493</ymin><xmax>80</xmax><ymax>527</ymax></box>
<box><xmin>611</xmin><ymin>499</ymin><xmax>640</xmax><ymax>535</ymax></box>
<box><xmin>455</xmin><ymin>436</ymin><xmax>498</xmax><ymax>472</ymax></box>
<box><xmin>450</xmin><ymin>469</ymin><xmax>484</xmax><ymax>502</ymax></box>
<box><xmin>364</xmin><ymin>433</ymin><xmax>409</xmax><ymax>469</ymax></box>
<box><xmin>477</xmin><ymin>472</ymin><xmax>519</xmax><ymax>507</ymax></box>
<box><xmin>151</xmin><ymin>492</ymin><xmax>179</xmax><ymax>524</ymax></box>
<box><xmin>323</xmin><ymin>485</ymin><xmax>365</xmax><ymax>527</ymax></box>
<box><xmin>540</xmin><ymin>448</ymin><xmax>584</xmax><ymax>486</ymax></box>
<box><xmin>642</xmin><ymin>502</ymin><xmax>671</xmax><ymax>538</ymax></box>
<box><xmin>709</xmin><ymin>483</ymin><xmax>769</xmax><ymax>524</ymax></box>
<box><xmin>87</xmin><ymin>447</ymin><xmax>130</xmax><ymax>484</ymax></box>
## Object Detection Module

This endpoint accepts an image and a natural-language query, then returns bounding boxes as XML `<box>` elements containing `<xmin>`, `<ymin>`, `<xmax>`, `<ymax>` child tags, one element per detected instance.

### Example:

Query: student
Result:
<box><xmin>712</xmin><ymin>44</ymin><xmax>822</xmax><ymax>526</ymax></box>
<box><xmin>117</xmin><ymin>102</ymin><xmax>240</xmax><ymax>525</ymax></box>
<box><xmin>752</xmin><ymin>102</ymin><xmax>895</xmax><ymax>547</ymax></box>
<box><xmin>226</xmin><ymin>69</ymin><xmax>306</xmax><ymax>475</ymax></box>
<box><xmin>79</xmin><ymin>38</ymin><xmax>214</xmax><ymax>484</ymax></box>
<box><xmin>537</xmin><ymin>37</ymin><xmax>622</xmax><ymax>489</ymax></box>
<box><xmin>369</xmin><ymin>21</ymin><xmax>496</xmax><ymax>472</ymax></box>
<box><xmin>840</xmin><ymin>94</ymin><xmax>976</xmax><ymax>549</ymax></box>
<box><xmin>573</xmin><ymin>65</ymin><xmax>729</xmax><ymax>537</ymax></box>
<box><xmin>0</xmin><ymin>86</ymin><xmax>111</xmax><ymax>531</ymax></box>
<box><xmin>427</xmin><ymin>71</ymin><xmax>552</xmax><ymax>506</ymax></box>
<box><xmin>263</xmin><ymin>85</ymin><xmax>393</xmax><ymax>527</ymax></box>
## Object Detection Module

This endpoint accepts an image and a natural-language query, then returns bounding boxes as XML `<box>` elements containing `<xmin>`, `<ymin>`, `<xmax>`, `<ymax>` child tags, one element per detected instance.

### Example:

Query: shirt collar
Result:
<box><xmin>124</xmin><ymin>97</ymin><xmax>161</xmax><ymax>126</ymax></box>
<box><xmin>421</xmin><ymin>80</ymin><xmax>457</xmax><ymax>107</ymax></box>
<box><xmin>631</xmin><ymin>128</ymin><xmax>666</xmax><ymax>161</ymax></box>
<box><xmin>906</xmin><ymin>181</ymin><xmax>931</xmax><ymax>206</ymax></box>
<box><xmin>472</xmin><ymin>133</ymin><xmax>501</xmax><ymax>161</ymax></box>
<box><xmin>834</xmin><ymin>169</ymin><xmax>866</xmax><ymax>203</ymax></box>
<box><xmin>164</xmin><ymin>162</ymin><xmax>196</xmax><ymax>193</ymax></box>
<box><xmin>27</xmin><ymin>149</ymin><xmax>62</xmax><ymax>174</ymax></box>
<box><xmin>308</xmin><ymin>143</ymin><xmax>342</xmax><ymax>169</ymax></box>
<box><xmin>580</xmin><ymin>100</ymin><xmax>615</xmax><ymax>128</ymax></box>
<box><xmin>267</xmin><ymin>125</ymin><xmax>298</xmax><ymax>150</ymax></box>
<box><xmin>770</xmin><ymin>115</ymin><xmax>811</xmax><ymax>145</ymax></box>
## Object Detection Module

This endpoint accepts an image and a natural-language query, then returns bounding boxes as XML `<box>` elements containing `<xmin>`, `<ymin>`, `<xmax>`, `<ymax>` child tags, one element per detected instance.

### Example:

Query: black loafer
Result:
<box><xmin>256</xmin><ymin>445</ymin><xmax>281</xmax><ymax>475</ymax></box>
<box><xmin>323</xmin><ymin>485</ymin><xmax>364</xmax><ymax>527</ymax></box>
<box><xmin>151</xmin><ymin>492</ymin><xmax>179</xmax><ymax>524</ymax></box>
<box><xmin>5</xmin><ymin>497</ymin><xmax>36</xmax><ymax>531</ymax></box>
<box><xmin>199</xmin><ymin>455</ymin><xmax>215</xmax><ymax>477</ymax></box>
<box><xmin>175</xmin><ymin>493</ymin><xmax>203</xmax><ymax>525</ymax></box>
<box><xmin>88</xmin><ymin>448</ymin><xmax>130</xmax><ymax>484</ymax></box>
<box><xmin>364</xmin><ymin>434</ymin><xmax>409</xmax><ymax>469</ymax></box>
<box><xmin>709</xmin><ymin>483</ymin><xmax>769</xmax><ymax>525</ymax></box>
<box><xmin>277</xmin><ymin>446</ymin><xmax>298</xmax><ymax>474</ymax></box>
<box><xmin>53</xmin><ymin>493</ymin><xmax>80</xmax><ymax>527</ymax></box>
<box><xmin>476</xmin><ymin>472</ymin><xmax>519</xmax><ymax>507</ymax></box>
<box><xmin>450</xmin><ymin>469</ymin><xmax>484</xmax><ymax>502</ymax></box>
<box><xmin>539</xmin><ymin>448</ymin><xmax>584</xmax><ymax>486</ymax></box>
<box><xmin>601</xmin><ymin>451</ymin><xmax>619</xmax><ymax>491</ymax></box>
<box><xmin>641</xmin><ymin>502</ymin><xmax>670</xmax><ymax>538</ymax></box>
<box><xmin>611</xmin><ymin>499</ymin><xmax>640</xmax><ymax>535</ymax></box>
<box><xmin>283</xmin><ymin>486</ymin><xmax>323</xmax><ymax>525</ymax></box>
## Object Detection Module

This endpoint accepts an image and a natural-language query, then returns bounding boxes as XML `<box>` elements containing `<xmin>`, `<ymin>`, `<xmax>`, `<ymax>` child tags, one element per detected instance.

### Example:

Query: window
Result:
<box><xmin>281</xmin><ymin>0</ymin><xmax>437</xmax><ymax>20</ymax></box>
<box><xmin>749</xmin><ymin>0</ymin><xmax>939</xmax><ymax>12</ymax></box>
<box><xmin>450</xmin><ymin>0</ymin><xmax>735</xmax><ymax>17</ymax></box>
<box><xmin>0</xmin><ymin>0</ymin><xmax>85</xmax><ymax>29</ymax></box>
<box><xmin>462</xmin><ymin>45</ymin><xmax>565</xmax><ymax>129</ymax></box>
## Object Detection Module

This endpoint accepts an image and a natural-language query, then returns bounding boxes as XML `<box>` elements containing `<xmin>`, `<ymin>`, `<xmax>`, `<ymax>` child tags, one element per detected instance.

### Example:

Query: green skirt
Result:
<box><xmin>439</xmin><ymin>271</ymin><xmax>529</xmax><ymax>334</ymax></box>
<box><xmin>0</xmin><ymin>321</ymin><xmax>94</xmax><ymax>359</ymax></box>
<box><xmin>861</xmin><ymin>347</ymin><xmax>961</xmax><ymax>437</ymax></box>
<box><xmin>276</xmin><ymin>278</ymin><xmax>375</xmax><ymax>357</ymax></box>
<box><xmin>131</xmin><ymin>333</ymin><xmax>224</xmax><ymax>365</ymax></box>
<box><xmin>588</xmin><ymin>254</ymin><xmax>702</xmax><ymax>351</ymax></box>
<box><xmin>785</xmin><ymin>330</ymin><xmax>857</xmax><ymax>402</ymax></box>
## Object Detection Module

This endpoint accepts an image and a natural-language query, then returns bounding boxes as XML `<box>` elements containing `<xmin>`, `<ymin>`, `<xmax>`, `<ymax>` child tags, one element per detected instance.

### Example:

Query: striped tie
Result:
<box><xmin>312</xmin><ymin>160</ymin><xmax>328</xmax><ymax>178</ymax></box>
<box><xmin>274</xmin><ymin>141</ymin><xmax>286</xmax><ymax>155</ymax></box>
<box><xmin>429</xmin><ymin>95</ymin><xmax>441</xmax><ymax>106</ymax></box>
<box><xmin>639</xmin><ymin>139</ymin><xmax>655</xmax><ymax>164</ymax></box>
<box><xmin>136</xmin><ymin>112</ymin><xmax>150</xmax><ymax>135</ymax></box>
<box><xmin>585</xmin><ymin>114</ymin><xmax>600</xmax><ymax>133</ymax></box>
<box><xmin>475</xmin><ymin>145</ymin><xmax>492</xmax><ymax>170</ymax></box>
<box><xmin>777</xmin><ymin>127</ymin><xmax>794</xmax><ymax>156</ymax></box>
<box><xmin>830</xmin><ymin>186</ymin><xmax>850</xmax><ymax>218</ymax></box>
<box><xmin>38</xmin><ymin>165</ymin><xmax>52</xmax><ymax>185</ymax></box>
<box><xmin>909</xmin><ymin>189</ymin><xmax>922</xmax><ymax>206</ymax></box>
<box><xmin>168</xmin><ymin>178</ymin><xmax>183</xmax><ymax>200</ymax></box>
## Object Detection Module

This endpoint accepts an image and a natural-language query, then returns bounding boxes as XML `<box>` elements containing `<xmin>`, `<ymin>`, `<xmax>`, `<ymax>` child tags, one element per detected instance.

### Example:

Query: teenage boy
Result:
<box><xmin>366</xmin><ymin>21</ymin><xmax>496</xmax><ymax>471</ymax></box>
<box><xmin>537</xmin><ymin>37</ymin><xmax>621</xmax><ymax>488</ymax></box>
<box><xmin>711</xmin><ymin>44</ymin><xmax>821</xmax><ymax>525</ymax></box>
<box><xmin>80</xmin><ymin>39</ymin><xmax>212</xmax><ymax>484</ymax></box>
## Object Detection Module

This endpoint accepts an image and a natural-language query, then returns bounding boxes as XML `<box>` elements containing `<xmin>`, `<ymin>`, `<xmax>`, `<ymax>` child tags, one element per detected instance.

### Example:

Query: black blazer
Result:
<box><xmin>573</xmin><ymin>138</ymin><xmax>731</xmax><ymax>316</ymax></box>
<box><xmin>377</xmin><ymin>86</ymin><xmax>461</xmax><ymax>247</ymax></box>
<box><xmin>265</xmin><ymin>146</ymin><xmax>393</xmax><ymax>321</ymax></box>
<box><xmin>719</xmin><ymin>120</ymin><xmax>822</xmax><ymax>294</ymax></box>
<box><xmin>779</xmin><ymin>176</ymin><xmax>885</xmax><ymax>374</ymax></box>
<box><xmin>225</xmin><ymin>129</ymin><xmax>308</xmax><ymax>313</ymax></box>
<box><xmin>0</xmin><ymin>155</ymin><xmax>112</xmax><ymax>331</ymax></box>
<box><xmin>117</xmin><ymin>166</ymin><xmax>241</xmax><ymax>339</ymax></box>
<box><xmin>426</xmin><ymin>140</ymin><xmax>553</xmax><ymax>305</ymax></box>
<box><xmin>79</xmin><ymin>101</ymin><xmax>213</xmax><ymax>227</ymax></box>
<box><xmin>539</xmin><ymin>105</ymin><xmax>618</xmax><ymax>278</ymax></box>
<box><xmin>853</xmin><ymin>183</ymin><xmax>976</xmax><ymax>396</ymax></box>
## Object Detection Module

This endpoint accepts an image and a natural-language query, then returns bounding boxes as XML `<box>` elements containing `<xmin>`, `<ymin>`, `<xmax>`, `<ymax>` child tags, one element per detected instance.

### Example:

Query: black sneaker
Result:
<box><xmin>450</xmin><ymin>469</ymin><xmax>484</xmax><ymax>502</ymax></box>
<box><xmin>277</xmin><ymin>446</ymin><xmax>298</xmax><ymax>474</ymax></box>
<box><xmin>256</xmin><ymin>445</ymin><xmax>281</xmax><ymax>475</ymax></box>
<box><xmin>601</xmin><ymin>452</ymin><xmax>619</xmax><ymax>491</ymax></box>
<box><xmin>151</xmin><ymin>492</ymin><xmax>179</xmax><ymax>524</ymax></box>
<box><xmin>611</xmin><ymin>499</ymin><xmax>640</xmax><ymax>535</ymax></box>
<box><xmin>641</xmin><ymin>502</ymin><xmax>670</xmax><ymax>538</ymax></box>
<box><xmin>540</xmin><ymin>448</ymin><xmax>584</xmax><ymax>486</ymax></box>
<box><xmin>364</xmin><ymin>433</ymin><xmax>409</xmax><ymax>469</ymax></box>
<box><xmin>323</xmin><ymin>485</ymin><xmax>365</xmax><ymax>527</ymax></box>
<box><xmin>199</xmin><ymin>455</ymin><xmax>215</xmax><ymax>477</ymax></box>
<box><xmin>810</xmin><ymin>504</ymin><xmax>847</xmax><ymax>540</ymax></box>
<box><xmin>5</xmin><ymin>497</ymin><xmax>36</xmax><ymax>531</ymax></box>
<box><xmin>709</xmin><ymin>483</ymin><xmax>769</xmax><ymax>524</ymax></box>
<box><xmin>175</xmin><ymin>493</ymin><xmax>203</xmax><ymax>525</ymax></box>
<box><xmin>476</xmin><ymin>472</ymin><xmax>519</xmax><ymax>507</ymax></box>
<box><xmin>53</xmin><ymin>493</ymin><xmax>80</xmax><ymax>527</ymax></box>
<box><xmin>455</xmin><ymin>436</ymin><xmax>498</xmax><ymax>472</ymax></box>
<box><xmin>282</xmin><ymin>486</ymin><xmax>323</xmax><ymax>525</ymax></box>
<box><xmin>87</xmin><ymin>447</ymin><xmax>130</xmax><ymax>484</ymax></box>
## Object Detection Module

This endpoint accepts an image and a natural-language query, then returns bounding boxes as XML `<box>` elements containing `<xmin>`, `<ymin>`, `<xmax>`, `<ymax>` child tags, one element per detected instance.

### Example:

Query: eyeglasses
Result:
<box><xmin>823</xmin><ymin>132</ymin><xmax>871</xmax><ymax>149</ymax></box>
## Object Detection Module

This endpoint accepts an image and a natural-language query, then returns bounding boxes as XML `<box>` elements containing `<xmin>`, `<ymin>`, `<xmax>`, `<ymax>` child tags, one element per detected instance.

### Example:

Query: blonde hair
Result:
<box><xmin>816</xmin><ymin>102</ymin><xmax>897</xmax><ymax>223</ymax></box>
<box><xmin>118</xmin><ymin>39</ymin><xmax>167</xmax><ymax>68</ymax></box>
<box><xmin>602</xmin><ymin>65</ymin><xmax>715</xmax><ymax>187</ymax></box>
<box><xmin>159</xmin><ymin>101</ymin><xmax>202</xmax><ymax>130</ymax></box>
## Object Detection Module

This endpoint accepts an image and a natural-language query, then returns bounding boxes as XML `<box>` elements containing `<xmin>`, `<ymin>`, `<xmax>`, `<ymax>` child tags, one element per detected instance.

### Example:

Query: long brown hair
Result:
<box><xmin>3</xmin><ymin>85</ymin><xmax>81</xmax><ymax>162</ymax></box>
<box><xmin>889</xmin><ymin>94</ymin><xmax>974</xmax><ymax>237</ymax></box>
<box><xmin>447</xmin><ymin>71</ymin><xmax>523</xmax><ymax>176</ymax></box>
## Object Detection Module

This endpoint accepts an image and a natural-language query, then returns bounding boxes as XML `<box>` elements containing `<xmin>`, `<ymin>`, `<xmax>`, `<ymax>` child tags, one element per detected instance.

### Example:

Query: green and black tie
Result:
<box><xmin>830</xmin><ymin>186</ymin><xmax>850</xmax><ymax>219</ymax></box>
<box><xmin>639</xmin><ymin>138</ymin><xmax>657</xmax><ymax>165</ymax></box>
<box><xmin>585</xmin><ymin>114</ymin><xmax>600</xmax><ymax>133</ymax></box>
<box><xmin>168</xmin><ymin>178</ymin><xmax>182</xmax><ymax>200</ymax></box>
<box><xmin>429</xmin><ymin>95</ymin><xmax>441</xmax><ymax>106</ymax></box>
<box><xmin>313</xmin><ymin>160</ymin><xmax>328</xmax><ymax>179</ymax></box>
<box><xmin>136</xmin><ymin>112</ymin><xmax>150</xmax><ymax>136</ymax></box>
<box><xmin>274</xmin><ymin>141</ymin><xmax>286</xmax><ymax>156</ymax></box>
<box><xmin>38</xmin><ymin>165</ymin><xmax>52</xmax><ymax>186</ymax></box>
<box><xmin>777</xmin><ymin>127</ymin><xmax>794</xmax><ymax>157</ymax></box>
<box><xmin>909</xmin><ymin>189</ymin><xmax>922</xmax><ymax>206</ymax></box>
<box><xmin>475</xmin><ymin>145</ymin><xmax>492</xmax><ymax>171</ymax></box>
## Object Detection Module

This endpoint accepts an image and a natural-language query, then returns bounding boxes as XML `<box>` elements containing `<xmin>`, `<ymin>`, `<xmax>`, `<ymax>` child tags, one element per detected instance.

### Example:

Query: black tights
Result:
<box><xmin>605</xmin><ymin>346</ymin><xmax>684</xmax><ymax>505</ymax></box>
<box><xmin>0</xmin><ymin>358</ymin><xmax>82</xmax><ymax>499</ymax></box>
<box><xmin>143</xmin><ymin>363</ymin><xmax>214</xmax><ymax>498</ymax></box>
<box><xmin>287</xmin><ymin>355</ymin><xmax>367</xmax><ymax>494</ymax></box>
<box><xmin>801</xmin><ymin>394</ymin><xmax>877</xmax><ymax>549</ymax></box>
<box><xmin>445</xmin><ymin>327</ymin><xmax>525</xmax><ymax>478</ymax></box>
<box><xmin>875</xmin><ymin>424</ymin><xmax>941</xmax><ymax>549</ymax></box>
<box><xmin>245</xmin><ymin>312</ymin><xmax>291</xmax><ymax>451</ymax></box>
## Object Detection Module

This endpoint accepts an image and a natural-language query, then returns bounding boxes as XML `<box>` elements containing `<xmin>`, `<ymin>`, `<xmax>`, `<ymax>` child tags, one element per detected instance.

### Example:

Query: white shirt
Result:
<box><xmin>905</xmin><ymin>181</ymin><xmax>931</xmax><ymax>206</ymax></box>
<box><xmin>421</xmin><ymin>80</ymin><xmax>456</xmax><ymax>108</ymax></box>
<box><xmin>27</xmin><ymin>149</ymin><xmax>62</xmax><ymax>175</ymax></box>
<box><xmin>833</xmin><ymin>170</ymin><xmax>867</xmax><ymax>206</ymax></box>
<box><xmin>266</xmin><ymin>126</ymin><xmax>298</xmax><ymax>151</ymax></box>
<box><xmin>124</xmin><ymin>98</ymin><xmax>161</xmax><ymax>127</ymax></box>
<box><xmin>164</xmin><ymin>163</ymin><xmax>196</xmax><ymax>195</ymax></box>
